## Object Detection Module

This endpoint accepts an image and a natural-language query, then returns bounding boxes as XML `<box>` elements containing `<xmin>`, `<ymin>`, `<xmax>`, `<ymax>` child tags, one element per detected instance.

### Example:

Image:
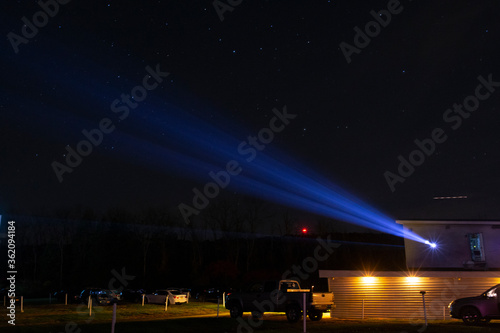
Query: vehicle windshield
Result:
<box><xmin>170</xmin><ymin>291</ymin><xmax>183</xmax><ymax>295</ymax></box>
<box><xmin>485</xmin><ymin>285</ymin><xmax>498</xmax><ymax>298</ymax></box>
<box><xmin>281</xmin><ymin>281</ymin><xmax>299</xmax><ymax>290</ymax></box>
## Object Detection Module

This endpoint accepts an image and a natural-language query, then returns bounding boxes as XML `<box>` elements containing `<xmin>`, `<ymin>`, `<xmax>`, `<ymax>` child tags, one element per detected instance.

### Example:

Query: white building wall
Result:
<box><xmin>397</xmin><ymin>220</ymin><xmax>500</xmax><ymax>269</ymax></box>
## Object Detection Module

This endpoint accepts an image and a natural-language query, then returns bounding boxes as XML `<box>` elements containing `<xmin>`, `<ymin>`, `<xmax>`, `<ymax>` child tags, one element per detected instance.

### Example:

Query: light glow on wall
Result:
<box><xmin>405</xmin><ymin>276</ymin><xmax>420</xmax><ymax>284</ymax></box>
<box><xmin>361</xmin><ymin>276</ymin><xmax>377</xmax><ymax>284</ymax></box>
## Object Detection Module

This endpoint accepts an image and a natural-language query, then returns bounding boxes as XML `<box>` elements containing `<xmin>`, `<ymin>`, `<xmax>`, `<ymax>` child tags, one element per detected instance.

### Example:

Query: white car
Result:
<box><xmin>168</xmin><ymin>288</ymin><xmax>191</xmax><ymax>298</ymax></box>
<box><xmin>145</xmin><ymin>290</ymin><xmax>187</xmax><ymax>305</ymax></box>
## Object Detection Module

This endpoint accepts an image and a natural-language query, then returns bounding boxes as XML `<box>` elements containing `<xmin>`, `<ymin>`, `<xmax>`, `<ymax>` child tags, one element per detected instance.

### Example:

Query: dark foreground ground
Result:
<box><xmin>1</xmin><ymin>301</ymin><xmax>498</xmax><ymax>332</ymax></box>
<box><xmin>4</xmin><ymin>317</ymin><xmax>500</xmax><ymax>333</ymax></box>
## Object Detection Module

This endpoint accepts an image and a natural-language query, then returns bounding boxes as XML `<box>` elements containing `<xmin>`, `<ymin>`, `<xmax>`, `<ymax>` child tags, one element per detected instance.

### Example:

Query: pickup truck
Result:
<box><xmin>225</xmin><ymin>279</ymin><xmax>334</xmax><ymax>322</ymax></box>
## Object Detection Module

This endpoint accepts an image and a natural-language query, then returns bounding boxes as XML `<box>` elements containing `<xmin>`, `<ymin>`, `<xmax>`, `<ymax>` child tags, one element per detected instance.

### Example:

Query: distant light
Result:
<box><xmin>302</xmin><ymin>228</ymin><xmax>308</xmax><ymax>234</ymax></box>
<box><xmin>424</xmin><ymin>240</ymin><xmax>437</xmax><ymax>248</ymax></box>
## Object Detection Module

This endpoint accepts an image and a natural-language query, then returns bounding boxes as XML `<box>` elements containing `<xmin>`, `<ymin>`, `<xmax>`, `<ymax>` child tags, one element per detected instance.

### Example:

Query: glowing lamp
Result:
<box><xmin>362</xmin><ymin>276</ymin><xmax>376</xmax><ymax>284</ymax></box>
<box><xmin>406</xmin><ymin>276</ymin><xmax>420</xmax><ymax>283</ymax></box>
<box><xmin>302</xmin><ymin>228</ymin><xmax>308</xmax><ymax>234</ymax></box>
<box><xmin>424</xmin><ymin>240</ymin><xmax>437</xmax><ymax>248</ymax></box>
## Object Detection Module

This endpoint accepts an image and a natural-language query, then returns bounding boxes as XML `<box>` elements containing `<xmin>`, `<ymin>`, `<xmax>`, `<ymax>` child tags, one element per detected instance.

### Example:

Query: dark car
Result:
<box><xmin>449</xmin><ymin>284</ymin><xmax>500</xmax><ymax>325</ymax></box>
<box><xmin>52</xmin><ymin>289</ymin><xmax>80</xmax><ymax>304</ymax></box>
<box><xmin>196</xmin><ymin>287</ymin><xmax>225</xmax><ymax>302</ymax></box>
<box><xmin>79</xmin><ymin>288</ymin><xmax>115</xmax><ymax>306</ymax></box>
<box><xmin>0</xmin><ymin>288</ymin><xmax>20</xmax><ymax>302</ymax></box>
<box><xmin>122</xmin><ymin>288</ymin><xmax>146</xmax><ymax>303</ymax></box>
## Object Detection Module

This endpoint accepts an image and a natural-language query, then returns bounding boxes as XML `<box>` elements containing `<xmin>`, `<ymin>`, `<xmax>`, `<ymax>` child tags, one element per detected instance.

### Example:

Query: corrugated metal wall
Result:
<box><xmin>328</xmin><ymin>276</ymin><xmax>500</xmax><ymax>319</ymax></box>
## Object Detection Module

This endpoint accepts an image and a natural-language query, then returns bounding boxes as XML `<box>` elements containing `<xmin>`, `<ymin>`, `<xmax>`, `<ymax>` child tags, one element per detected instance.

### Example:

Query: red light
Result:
<box><xmin>302</xmin><ymin>228</ymin><xmax>307</xmax><ymax>234</ymax></box>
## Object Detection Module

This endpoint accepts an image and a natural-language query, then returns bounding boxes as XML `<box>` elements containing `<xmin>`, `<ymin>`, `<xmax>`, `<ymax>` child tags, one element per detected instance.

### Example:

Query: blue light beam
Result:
<box><xmin>15</xmin><ymin>38</ymin><xmax>429</xmax><ymax>245</ymax></box>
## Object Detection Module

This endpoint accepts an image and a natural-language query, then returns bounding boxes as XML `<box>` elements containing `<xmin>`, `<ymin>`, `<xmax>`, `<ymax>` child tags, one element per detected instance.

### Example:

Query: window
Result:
<box><xmin>486</xmin><ymin>287</ymin><xmax>497</xmax><ymax>298</ymax></box>
<box><xmin>468</xmin><ymin>233</ymin><xmax>485</xmax><ymax>262</ymax></box>
<box><xmin>280</xmin><ymin>281</ymin><xmax>299</xmax><ymax>291</ymax></box>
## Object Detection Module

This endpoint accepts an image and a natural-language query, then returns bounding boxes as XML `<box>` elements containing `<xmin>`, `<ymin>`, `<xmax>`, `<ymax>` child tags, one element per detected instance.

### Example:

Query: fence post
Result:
<box><xmin>165</xmin><ymin>296</ymin><xmax>168</xmax><ymax>312</ymax></box>
<box><xmin>65</xmin><ymin>293</ymin><xmax>68</xmax><ymax>306</ymax></box>
<box><xmin>142</xmin><ymin>294</ymin><xmax>145</xmax><ymax>306</ymax></box>
<box><xmin>111</xmin><ymin>303</ymin><xmax>117</xmax><ymax>333</ymax></box>
<box><xmin>303</xmin><ymin>292</ymin><xmax>307</xmax><ymax>333</ymax></box>
<box><xmin>21</xmin><ymin>296</ymin><xmax>24</xmax><ymax>313</ymax></box>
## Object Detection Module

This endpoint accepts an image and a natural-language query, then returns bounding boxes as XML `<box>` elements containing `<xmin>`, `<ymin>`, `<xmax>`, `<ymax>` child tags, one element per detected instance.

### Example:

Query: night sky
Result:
<box><xmin>2</xmin><ymin>0</ymin><xmax>500</xmax><ymax>225</ymax></box>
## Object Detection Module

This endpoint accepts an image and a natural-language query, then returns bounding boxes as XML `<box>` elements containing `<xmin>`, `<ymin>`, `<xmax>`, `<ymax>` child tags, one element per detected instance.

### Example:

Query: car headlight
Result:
<box><xmin>448</xmin><ymin>301</ymin><xmax>455</xmax><ymax>309</ymax></box>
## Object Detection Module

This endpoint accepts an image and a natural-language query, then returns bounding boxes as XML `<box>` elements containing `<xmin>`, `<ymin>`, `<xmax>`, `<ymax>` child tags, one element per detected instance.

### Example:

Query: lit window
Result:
<box><xmin>468</xmin><ymin>233</ymin><xmax>485</xmax><ymax>262</ymax></box>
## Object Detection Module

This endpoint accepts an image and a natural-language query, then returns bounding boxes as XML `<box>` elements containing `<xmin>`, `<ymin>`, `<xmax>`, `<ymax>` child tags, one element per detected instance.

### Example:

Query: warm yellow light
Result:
<box><xmin>362</xmin><ymin>276</ymin><xmax>377</xmax><ymax>284</ymax></box>
<box><xmin>406</xmin><ymin>276</ymin><xmax>420</xmax><ymax>283</ymax></box>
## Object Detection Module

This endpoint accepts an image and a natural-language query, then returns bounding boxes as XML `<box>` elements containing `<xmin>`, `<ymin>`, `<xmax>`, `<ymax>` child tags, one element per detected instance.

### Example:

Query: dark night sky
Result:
<box><xmin>1</xmin><ymin>0</ymin><xmax>500</xmax><ymax>223</ymax></box>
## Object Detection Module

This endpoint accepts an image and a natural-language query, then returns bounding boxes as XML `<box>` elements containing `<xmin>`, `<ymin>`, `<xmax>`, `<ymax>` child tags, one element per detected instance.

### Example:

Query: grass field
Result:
<box><xmin>2</xmin><ymin>300</ymin><xmax>499</xmax><ymax>332</ymax></box>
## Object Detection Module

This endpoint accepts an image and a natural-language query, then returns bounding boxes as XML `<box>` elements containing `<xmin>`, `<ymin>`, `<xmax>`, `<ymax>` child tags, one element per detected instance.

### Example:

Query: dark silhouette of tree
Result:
<box><xmin>243</xmin><ymin>199</ymin><xmax>272</xmax><ymax>272</ymax></box>
<box><xmin>52</xmin><ymin>210</ymin><xmax>78</xmax><ymax>289</ymax></box>
<box><xmin>20</xmin><ymin>216</ymin><xmax>43</xmax><ymax>281</ymax></box>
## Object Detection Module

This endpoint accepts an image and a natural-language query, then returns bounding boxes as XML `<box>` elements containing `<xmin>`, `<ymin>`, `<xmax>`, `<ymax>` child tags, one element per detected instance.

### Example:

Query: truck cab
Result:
<box><xmin>225</xmin><ymin>279</ymin><xmax>334</xmax><ymax>322</ymax></box>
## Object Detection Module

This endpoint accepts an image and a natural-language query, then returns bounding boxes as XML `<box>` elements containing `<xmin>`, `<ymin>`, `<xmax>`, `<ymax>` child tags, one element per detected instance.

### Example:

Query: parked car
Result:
<box><xmin>145</xmin><ymin>290</ymin><xmax>187</xmax><ymax>305</ymax></box>
<box><xmin>168</xmin><ymin>290</ymin><xmax>188</xmax><ymax>304</ymax></box>
<box><xmin>168</xmin><ymin>288</ymin><xmax>191</xmax><ymax>298</ymax></box>
<box><xmin>180</xmin><ymin>288</ymin><xmax>191</xmax><ymax>294</ymax></box>
<box><xmin>123</xmin><ymin>288</ymin><xmax>146</xmax><ymax>303</ymax></box>
<box><xmin>107</xmin><ymin>289</ymin><xmax>123</xmax><ymax>302</ymax></box>
<box><xmin>79</xmin><ymin>288</ymin><xmax>115</xmax><ymax>306</ymax></box>
<box><xmin>449</xmin><ymin>284</ymin><xmax>500</xmax><ymax>325</ymax></box>
<box><xmin>0</xmin><ymin>288</ymin><xmax>20</xmax><ymax>302</ymax></box>
<box><xmin>52</xmin><ymin>289</ymin><xmax>80</xmax><ymax>303</ymax></box>
<box><xmin>195</xmin><ymin>287</ymin><xmax>225</xmax><ymax>302</ymax></box>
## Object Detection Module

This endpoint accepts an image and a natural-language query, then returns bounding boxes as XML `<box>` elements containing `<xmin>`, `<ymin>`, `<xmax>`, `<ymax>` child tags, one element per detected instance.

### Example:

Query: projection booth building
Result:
<box><xmin>319</xmin><ymin>220</ymin><xmax>500</xmax><ymax>319</ymax></box>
